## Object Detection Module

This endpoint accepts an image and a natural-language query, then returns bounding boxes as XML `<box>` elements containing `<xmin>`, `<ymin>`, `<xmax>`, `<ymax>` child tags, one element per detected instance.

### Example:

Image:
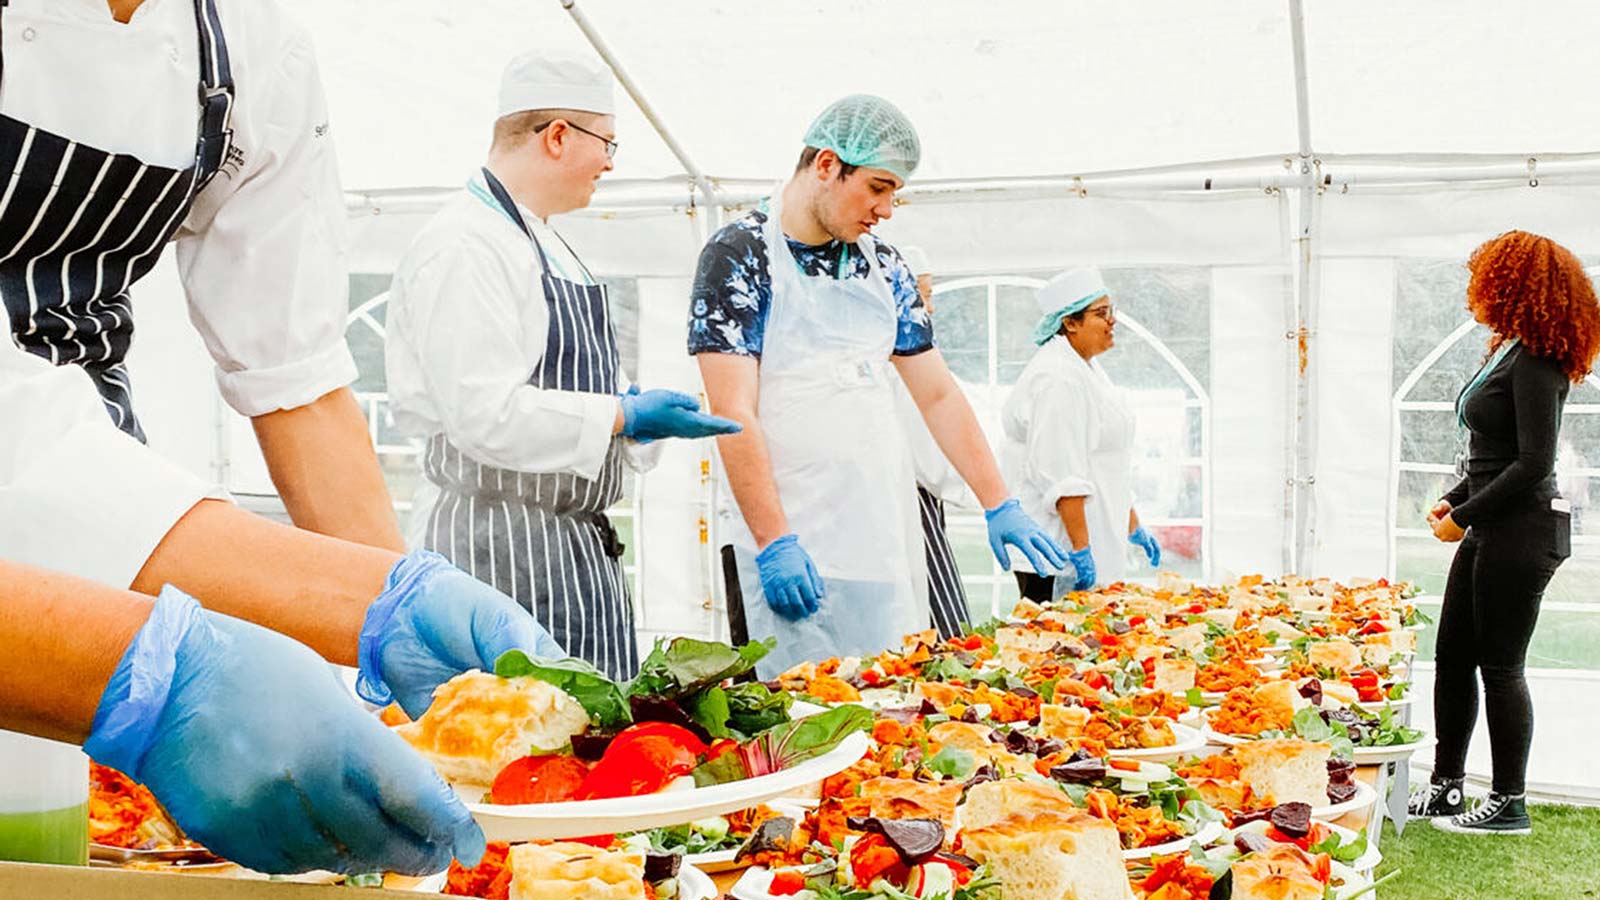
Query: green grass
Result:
<box><xmin>1374</xmin><ymin>804</ymin><xmax>1600</xmax><ymax>899</ymax></box>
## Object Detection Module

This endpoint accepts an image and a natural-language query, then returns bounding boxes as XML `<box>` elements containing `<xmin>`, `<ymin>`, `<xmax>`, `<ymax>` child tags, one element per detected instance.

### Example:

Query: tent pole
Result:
<box><xmin>558</xmin><ymin>0</ymin><xmax>721</xmax><ymax>207</ymax></box>
<box><xmin>1288</xmin><ymin>0</ymin><xmax>1317</xmax><ymax>577</ymax></box>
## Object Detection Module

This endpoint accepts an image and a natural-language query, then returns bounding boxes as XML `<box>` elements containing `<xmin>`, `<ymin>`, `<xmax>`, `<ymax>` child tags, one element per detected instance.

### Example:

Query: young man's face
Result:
<box><xmin>551</xmin><ymin>114</ymin><xmax>616</xmax><ymax>212</ymax></box>
<box><xmin>812</xmin><ymin>155</ymin><xmax>902</xmax><ymax>243</ymax></box>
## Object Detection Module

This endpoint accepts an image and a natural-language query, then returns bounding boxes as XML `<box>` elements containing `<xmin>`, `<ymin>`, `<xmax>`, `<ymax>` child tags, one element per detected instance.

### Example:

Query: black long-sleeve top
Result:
<box><xmin>1443</xmin><ymin>342</ymin><xmax>1570</xmax><ymax>527</ymax></box>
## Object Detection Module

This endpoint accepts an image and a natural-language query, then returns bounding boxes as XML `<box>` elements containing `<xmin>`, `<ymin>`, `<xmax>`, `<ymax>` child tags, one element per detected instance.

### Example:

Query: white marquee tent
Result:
<box><xmin>122</xmin><ymin>0</ymin><xmax>1600</xmax><ymax>800</ymax></box>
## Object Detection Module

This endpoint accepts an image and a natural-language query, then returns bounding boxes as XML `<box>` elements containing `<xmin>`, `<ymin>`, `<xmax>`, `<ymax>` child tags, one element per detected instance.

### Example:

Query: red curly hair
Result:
<box><xmin>1466</xmin><ymin>230</ymin><xmax>1600</xmax><ymax>383</ymax></box>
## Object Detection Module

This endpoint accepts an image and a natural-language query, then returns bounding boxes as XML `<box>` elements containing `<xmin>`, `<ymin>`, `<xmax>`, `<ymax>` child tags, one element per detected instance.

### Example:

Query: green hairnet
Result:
<box><xmin>802</xmin><ymin>94</ymin><xmax>921</xmax><ymax>183</ymax></box>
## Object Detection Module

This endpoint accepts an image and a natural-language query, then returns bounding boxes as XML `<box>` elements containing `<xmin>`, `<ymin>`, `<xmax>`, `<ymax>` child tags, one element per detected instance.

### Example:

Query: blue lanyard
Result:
<box><xmin>1456</xmin><ymin>338</ymin><xmax>1519</xmax><ymax>430</ymax></box>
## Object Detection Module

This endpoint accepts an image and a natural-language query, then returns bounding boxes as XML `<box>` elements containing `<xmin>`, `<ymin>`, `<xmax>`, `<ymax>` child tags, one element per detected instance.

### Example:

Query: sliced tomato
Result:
<box><xmin>1108</xmin><ymin>758</ymin><xmax>1142</xmax><ymax>772</ymax></box>
<box><xmin>568</xmin><ymin>832</ymin><xmax>616</xmax><ymax>849</ymax></box>
<box><xmin>488</xmin><ymin>754</ymin><xmax>590</xmax><ymax>805</ymax></box>
<box><xmin>860</xmin><ymin>669</ymin><xmax>883</xmax><ymax>687</ymax></box>
<box><xmin>577</xmin><ymin>724</ymin><xmax>704</xmax><ymax>800</ymax></box>
<box><xmin>705</xmin><ymin>738</ymin><xmax>741</xmax><ymax>762</ymax></box>
<box><xmin>609</xmin><ymin>721</ymin><xmax>709</xmax><ymax>757</ymax></box>
<box><xmin>960</xmin><ymin>634</ymin><xmax>987</xmax><ymax>651</ymax></box>
<box><xmin>1129</xmin><ymin>616</ymin><xmax>1148</xmax><ymax>627</ymax></box>
<box><xmin>1312</xmin><ymin>852</ymin><xmax>1332</xmax><ymax>883</ymax></box>
<box><xmin>768</xmin><ymin>870</ymin><xmax>808</xmax><ymax>895</ymax></box>
<box><xmin>1141</xmin><ymin>855</ymin><xmax>1189</xmax><ymax>892</ymax></box>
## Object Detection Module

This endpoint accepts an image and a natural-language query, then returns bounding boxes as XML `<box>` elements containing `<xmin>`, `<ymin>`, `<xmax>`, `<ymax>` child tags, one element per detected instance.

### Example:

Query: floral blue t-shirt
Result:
<box><xmin>687</xmin><ymin>209</ymin><xmax>933</xmax><ymax>358</ymax></box>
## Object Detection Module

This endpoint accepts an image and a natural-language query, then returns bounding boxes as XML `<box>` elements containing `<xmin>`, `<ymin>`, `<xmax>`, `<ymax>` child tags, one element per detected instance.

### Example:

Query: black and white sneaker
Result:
<box><xmin>1433</xmin><ymin>792</ymin><xmax>1532</xmax><ymax>835</ymax></box>
<box><xmin>1407</xmin><ymin>777</ymin><xmax>1466</xmax><ymax>818</ymax></box>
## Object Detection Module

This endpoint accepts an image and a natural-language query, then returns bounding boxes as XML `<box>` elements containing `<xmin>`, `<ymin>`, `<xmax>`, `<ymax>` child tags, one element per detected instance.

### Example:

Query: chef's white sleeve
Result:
<box><xmin>174</xmin><ymin>27</ymin><xmax>357</xmax><ymax>418</ymax></box>
<box><xmin>1025</xmin><ymin>379</ymin><xmax>1097</xmax><ymax>505</ymax></box>
<box><xmin>399</xmin><ymin>243</ymin><xmax>620</xmax><ymax>481</ymax></box>
<box><xmin>0</xmin><ymin>346</ymin><xmax>223</xmax><ymax>588</ymax></box>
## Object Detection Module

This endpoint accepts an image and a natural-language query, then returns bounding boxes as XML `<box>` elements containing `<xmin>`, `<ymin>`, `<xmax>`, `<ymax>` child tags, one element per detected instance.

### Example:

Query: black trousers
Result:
<box><xmin>1432</xmin><ymin>501</ymin><xmax>1570</xmax><ymax>795</ymax></box>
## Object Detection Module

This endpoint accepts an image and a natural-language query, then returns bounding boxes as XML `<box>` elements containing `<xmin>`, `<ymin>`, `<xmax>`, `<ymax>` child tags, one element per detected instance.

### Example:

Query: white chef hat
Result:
<box><xmin>497</xmin><ymin>50</ymin><xmax>615</xmax><ymax>119</ymax></box>
<box><xmin>1032</xmin><ymin>267</ymin><xmax>1108</xmax><ymax>345</ymax></box>
<box><xmin>901</xmin><ymin>246</ymin><xmax>931</xmax><ymax>277</ymax></box>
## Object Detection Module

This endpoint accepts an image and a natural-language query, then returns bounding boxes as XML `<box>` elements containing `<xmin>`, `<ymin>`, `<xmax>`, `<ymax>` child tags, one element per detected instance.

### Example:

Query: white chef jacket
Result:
<box><xmin>999</xmin><ymin>336</ymin><xmax>1136</xmax><ymax>579</ymax></box>
<box><xmin>385</xmin><ymin>177</ymin><xmax>659</xmax><ymax>483</ymax></box>
<box><xmin>1</xmin><ymin>0</ymin><xmax>356</xmax><ymax>416</ymax></box>
<box><xmin>0</xmin><ymin>344</ymin><xmax>219</xmax><ymax>588</ymax></box>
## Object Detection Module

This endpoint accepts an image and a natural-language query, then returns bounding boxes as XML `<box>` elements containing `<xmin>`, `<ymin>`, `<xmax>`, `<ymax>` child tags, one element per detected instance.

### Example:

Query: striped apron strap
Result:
<box><xmin>919</xmin><ymin>486</ymin><xmax>971</xmax><ymax>639</ymax></box>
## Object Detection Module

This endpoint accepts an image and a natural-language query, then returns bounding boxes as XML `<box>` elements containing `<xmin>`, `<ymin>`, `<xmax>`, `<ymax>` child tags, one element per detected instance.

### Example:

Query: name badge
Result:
<box><xmin>1453</xmin><ymin>453</ymin><xmax>1467</xmax><ymax>479</ymax></box>
<box><xmin>1552</xmin><ymin>497</ymin><xmax>1572</xmax><ymax>514</ymax></box>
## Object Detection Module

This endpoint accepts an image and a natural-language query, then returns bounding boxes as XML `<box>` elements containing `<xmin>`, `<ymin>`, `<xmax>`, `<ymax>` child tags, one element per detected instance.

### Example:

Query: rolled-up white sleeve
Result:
<box><xmin>173</xmin><ymin>27</ymin><xmax>356</xmax><ymax>417</ymax></box>
<box><xmin>392</xmin><ymin>244</ymin><xmax>619</xmax><ymax>480</ymax></box>
<box><xmin>0</xmin><ymin>346</ymin><xmax>222</xmax><ymax>588</ymax></box>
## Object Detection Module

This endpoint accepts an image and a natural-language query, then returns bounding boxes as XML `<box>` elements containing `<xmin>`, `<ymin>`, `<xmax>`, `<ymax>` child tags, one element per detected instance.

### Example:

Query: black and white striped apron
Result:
<box><xmin>420</xmin><ymin>168</ymin><xmax>638</xmax><ymax>680</ymax></box>
<box><xmin>919</xmin><ymin>485</ymin><xmax>970</xmax><ymax>639</ymax></box>
<box><xmin>0</xmin><ymin>0</ymin><xmax>234</xmax><ymax>440</ymax></box>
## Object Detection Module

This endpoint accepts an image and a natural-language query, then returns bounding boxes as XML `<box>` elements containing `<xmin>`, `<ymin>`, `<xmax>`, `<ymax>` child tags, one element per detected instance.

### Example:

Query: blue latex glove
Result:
<box><xmin>85</xmin><ymin>587</ymin><xmax>484</xmax><ymax>876</ymax></box>
<box><xmin>357</xmin><ymin>551</ymin><xmax>565</xmax><ymax>719</ymax></box>
<box><xmin>984</xmin><ymin>498</ymin><xmax>1070</xmax><ymax>574</ymax></box>
<box><xmin>1128</xmin><ymin>525</ymin><xmax>1161</xmax><ymax>568</ymax></box>
<box><xmin>755</xmin><ymin>534</ymin><xmax>824</xmax><ymax>621</ymax></box>
<box><xmin>618</xmin><ymin>386</ymin><xmax>742</xmax><ymax>443</ymax></box>
<box><xmin>1067</xmin><ymin>546</ymin><xmax>1098</xmax><ymax>591</ymax></box>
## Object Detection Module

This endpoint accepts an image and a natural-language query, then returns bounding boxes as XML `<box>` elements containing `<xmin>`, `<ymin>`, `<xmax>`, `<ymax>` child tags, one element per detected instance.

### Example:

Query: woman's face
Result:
<box><xmin>1066</xmin><ymin>297</ymin><xmax>1117</xmax><ymax>358</ymax></box>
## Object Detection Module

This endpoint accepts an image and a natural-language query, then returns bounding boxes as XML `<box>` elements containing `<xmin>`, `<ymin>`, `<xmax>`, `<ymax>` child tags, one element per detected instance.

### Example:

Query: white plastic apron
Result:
<box><xmin>722</xmin><ymin>194</ymin><xmax>927</xmax><ymax>678</ymax></box>
<box><xmin>1053</xmin><ymin>352</ymin><xmax>1136</xmax><ymax>598</ymax></box>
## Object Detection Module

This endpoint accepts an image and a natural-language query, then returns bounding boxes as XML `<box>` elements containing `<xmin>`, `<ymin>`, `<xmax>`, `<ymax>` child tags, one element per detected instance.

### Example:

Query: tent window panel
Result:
<box><xmin>995</xmin><ymin>284</ymin><xmax>1041</xmax><ymax>386</ymax></box>
<box><xmin>1398</xmin><ymin>409</ymin><xmax>1459</xmax><ymax>466</ymax></box>
<box><xmin>1103</xmin><ymin>267</ymin><xmax>1211</xmax><ymax>391</ymax></box>
<box><xmin>931</xmin><ymin>284</ymin><xmax>991</xmax><ymax>386</ymax></box>
<box><xmin>1395</xmin><ymin>469</ymin><xmax>1456</xmax><ymax>530</ymax></box>
<box><xmin>1393</xmin><ymin>260</ymin><xmax>1472</xmax><ymax>381</ymax></box>
<box><xmin>347</xmin><ymin>273</ymin><xmax>394</xmax><ymax>394</ymax></box>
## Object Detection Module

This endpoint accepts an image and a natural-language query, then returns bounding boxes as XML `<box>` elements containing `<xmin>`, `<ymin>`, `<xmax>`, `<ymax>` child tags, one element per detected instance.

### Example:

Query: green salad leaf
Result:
<box><xmin>628</xmin><ymin>636</ymin><xmax>773</xmax><ymax>700</ymax></box>
<box><xmin>924</xmin><ymin>746</ymin><xmax>976</xmax><ymax>780</ymax></box>
<box><xmin>494</xmin><ymin>650</ymin><xmax>630</xmax><ymax>728</ymax></box>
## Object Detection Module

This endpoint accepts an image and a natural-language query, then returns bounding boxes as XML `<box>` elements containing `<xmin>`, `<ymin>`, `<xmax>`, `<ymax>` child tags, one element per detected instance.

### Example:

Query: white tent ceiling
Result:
<box><xmin>280</xmin><ymin>0</ymin><xmax>1600</xmax><ymax>194</ymax></box>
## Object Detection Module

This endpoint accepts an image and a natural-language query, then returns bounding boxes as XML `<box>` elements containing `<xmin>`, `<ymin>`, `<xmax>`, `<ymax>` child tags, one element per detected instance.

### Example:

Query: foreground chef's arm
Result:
<box><xmin>132</xmin><ymin>499</ymin><xmax>397</xmax><ymax>666</ymax></box>
<box><xmin>1057</xmin><ymin>497</ymin><xmax>1091</xmax><ymax>551</ymax></box>
<box><xmin>252</xmin><ymin>387</ymin><xmax>406</xmax><ymax>552</ymax></box>
<box><xmin>698</xmin><ymin>354</ymin><xmax>788</xmax><ymax>548</ymax></box>
<box><xmin>893</xmin><ymin>350</ymin><xmax>1008</xmax><ymax>509</ymax></box>
<box><xmin>0</xmin><ymin>560</ymin><xmax>150</xmax><ymax>744</ymax></box>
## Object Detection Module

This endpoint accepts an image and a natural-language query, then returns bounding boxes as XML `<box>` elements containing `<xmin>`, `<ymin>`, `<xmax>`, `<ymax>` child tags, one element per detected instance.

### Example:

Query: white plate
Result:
<box><xmin>411</xmin><ymin>862</ymin><xmax>715</xmax><ymax>898</ymax></box>
<box><xmin>1200</xmin><ymin>709</ymin><xmax>1434</xmax><ymax>766</ymax></box>
<box><xmin>466</xmin><ymin>732</ymin><xmax>870</xmax><ymax>842</ymax></box>
<box><xmin>1106</xmin><ymin>722</ymin><xmax>1207</xmax><ymax>762</ymax></box>
<box><xmin>1122</xmin><ymin>820</ymin><xmax>1224</xmax><ymax>860</ymax></box>
<box><xmin>1351</xmin><ymin>733</ymin><xmax>1435</xmax><ymax>765</ymax></box>
<box><xmin>1214</xmin><ymin>820</ymin><xmax>1381</xmax><ymax>873</ymax></box>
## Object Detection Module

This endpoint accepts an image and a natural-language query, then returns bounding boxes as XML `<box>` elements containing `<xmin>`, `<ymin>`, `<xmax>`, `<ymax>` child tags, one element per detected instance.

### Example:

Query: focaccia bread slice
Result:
<box><xmin>1233</xmin><ymin>738</ymin><xmax>1331</xmax><ymax>808</ymax></box>
<box><xmin>1038</xmin><ymin>704</ymin><xmax>1091</xmax><ymax>741</ymax></box>
<box><xmin>860</xmin><ymin>777</ymin><xmax>964</xmax><ymax>826</ymax></box>
<box><xmin>957</xmin><ymin>778</ymin><xmax>1075</xmax><ymax>832</ymax></box>
<box><xmin>509</xmin><ymin>841</ymin><xmax>645</xmax><ymax>900</ymax></box>
<box><xmin>396</xmin><ymin>670</ymin><xmax>589</xmax><ymax>786</ymax></box>
<box><xmin>960</xmin><ymin>810</ymin><xmax>1132</xmax><ymax>900</ymax></box>
<box><xmin>1307</xmin><ymin>640</ymin><xmax>1361</xmax><ymax>673</ymax></box>
<box><xmin>1153</xmin><ymin>658</ymin><xmax>1197</xmax><ymax>694</ymax></box>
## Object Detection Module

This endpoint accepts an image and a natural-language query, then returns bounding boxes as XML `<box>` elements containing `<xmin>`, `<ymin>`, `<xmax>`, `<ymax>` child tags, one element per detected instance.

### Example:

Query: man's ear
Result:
<box><xmin>541</xmin><ymin>120</ymin><xmax>568</xmax><ymax>160</ymax></box>
<box><xmin>813</xmin><ymin>148</ymin><xmax>839</xmax><ymax>183</ymax></box>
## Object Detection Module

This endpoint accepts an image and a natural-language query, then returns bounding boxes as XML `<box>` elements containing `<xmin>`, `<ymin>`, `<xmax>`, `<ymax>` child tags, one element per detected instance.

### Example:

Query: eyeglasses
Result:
<box><xmin>534</xmin><ymin>119</ymin><xmax>617</xmax><ymax>159</ymax></box>
<box><xmin>1087</xmin><ymin>304</ymin><xmax>1116</xmax><ymax>323</ymax></box>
